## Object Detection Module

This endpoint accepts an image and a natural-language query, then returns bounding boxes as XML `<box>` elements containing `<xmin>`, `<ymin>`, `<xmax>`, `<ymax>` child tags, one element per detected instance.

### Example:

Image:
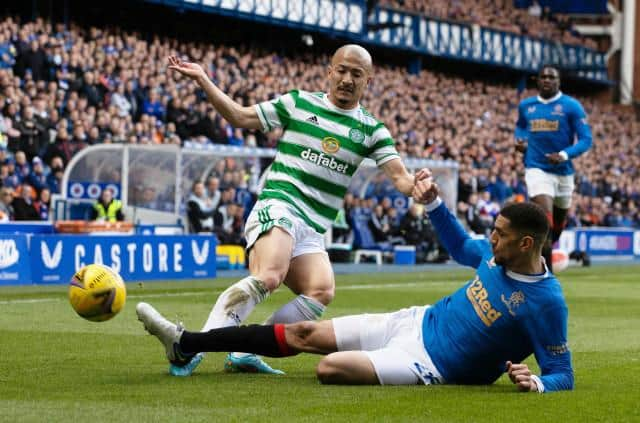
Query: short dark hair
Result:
<box><xmin>499</xmin><ymin>202</ymin><xmax>549</xmax><ymax>247</ymax></box>
<box><xmin>538</xmin><ymin>64</ymin><xmax>561</xmax><ymax>79</ymax></box>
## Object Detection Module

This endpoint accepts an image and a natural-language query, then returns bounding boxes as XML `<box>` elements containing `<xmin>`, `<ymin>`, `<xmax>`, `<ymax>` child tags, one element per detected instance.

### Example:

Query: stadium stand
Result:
<box><xmin>377</xmin><ymin>0</ymin><xmax>600</xmax><ymax>50</ymax></box>
<box><xmin>0</xmin><ymin>8</ymin><xmax>638</xmax><ymax>252</ymax></box>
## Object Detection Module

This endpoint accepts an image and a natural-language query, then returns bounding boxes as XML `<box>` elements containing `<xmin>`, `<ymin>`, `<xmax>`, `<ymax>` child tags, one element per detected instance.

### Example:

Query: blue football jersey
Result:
<box><xmin>422</xmin><ymin>200</ymin><xmax>574</xmax><ymax>392</ymax></box>
<box><xmin>515</xmin><ymin>92</ymin><xmax>592</xmax><ymax>175</ymax></box>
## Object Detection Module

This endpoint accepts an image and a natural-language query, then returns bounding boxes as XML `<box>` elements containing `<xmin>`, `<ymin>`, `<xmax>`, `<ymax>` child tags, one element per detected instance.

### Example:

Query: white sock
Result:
<box><xmin>232</xmin><ymin>294</ymin><xmax>326</xmax><ymax>359</ymax></box>
<box><xmin>264</xmin><ymin>294</ymin><xmax>326</xmax><ymax>324</ymax></box>
<box><xmin>201</xmin><ymin>276</ymin><xmax>269</xmax><ymax>332</ymax></box>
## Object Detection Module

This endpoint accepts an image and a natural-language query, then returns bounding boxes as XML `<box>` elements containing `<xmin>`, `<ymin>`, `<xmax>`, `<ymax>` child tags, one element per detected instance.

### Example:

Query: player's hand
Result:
<box><xmin>515</xmin><ymin>140</ymin><xmax>527</xmax><ymax>154</ymax></box>
<box><xmin>414</xmin><ymin>168</ymin><xmax>432</xmax><ymax>182</ymax></box>
<box><xmin>412</xmin><ymin>178</ymin><xmax>439</xmax><ymax>205</ymax></box>
<box><xmin>546</xmin><ymin>152</ymin><xmax>564</xmax><ymax>165</ymax></box>
<box><xmin>506</xmin><ymin>361</ymin><xmax>538</xmax><ymax>392</ymax></box>
<box><xmin>167</xmin><ymin>56</ymin><xmax>207</xmax><ymax>81</ymax></box>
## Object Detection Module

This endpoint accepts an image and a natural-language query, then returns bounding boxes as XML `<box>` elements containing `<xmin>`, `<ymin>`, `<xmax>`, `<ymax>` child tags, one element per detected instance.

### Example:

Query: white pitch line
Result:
<box><xmin>0</xmin><ymin>291</ymin><xmax>215</xmax><ymax>305</ymax></box>
<box><xmin>0</xmin><ymin>298</ymin><xmax>57</xmax><ymax>304</ymax></box>
<box><xmin>0</xmin><ymin>280</ymin><xmax>454</xmax><ymax>305</ymax></box>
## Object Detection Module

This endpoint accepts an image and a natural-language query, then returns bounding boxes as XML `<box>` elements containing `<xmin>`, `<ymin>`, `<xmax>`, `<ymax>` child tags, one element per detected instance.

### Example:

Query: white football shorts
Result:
<box><xmin>244</xmin><ymin>199</ymin><xmax>326</xmax><ymax>258</ymax></box>
<box><xmin>332</xmin><ymin>306</ymin><xmax>445</xmax><ymax>386</ymax></box>
<box><xmin>525</xmin><ymin>168</ymin><xmax>575</xmax><ymax>209</ymax></box>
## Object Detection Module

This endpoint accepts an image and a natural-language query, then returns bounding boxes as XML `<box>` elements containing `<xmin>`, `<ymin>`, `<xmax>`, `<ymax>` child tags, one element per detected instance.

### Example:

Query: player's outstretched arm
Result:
<box><xmin>380</xmin><ymin>159</ymin><xmax>430</xmax><ymax>196</ymax></box>
<box><xmin>412</xmin><ymin>179</ymin><xmax>489</xmax><ymax>268</ymax></box>
<box><xmin>167</xmin><ymin>56</ymin><xmax>263</xmax><ymax>130</ymax></box>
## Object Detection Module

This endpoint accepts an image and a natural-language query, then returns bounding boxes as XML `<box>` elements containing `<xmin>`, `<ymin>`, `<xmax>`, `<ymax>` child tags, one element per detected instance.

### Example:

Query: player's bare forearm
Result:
<box><xmin>167</xmin><ymin>56</ymin><xmax>261</xmax><ymax>130</ymax></box>
<box><xmin>382</xmin><ymin>159</ymin><xmax>411</xmax><ymax>195</ymax></box>
<box><xmin>394</xmin><ymin>175</ymin><xmax>415</xmax><ymax>196</ymax></box>
<box><xmin>382</xmin><ymin>160</ymin><xmax>430</xmax><ymax>196</ymax></box>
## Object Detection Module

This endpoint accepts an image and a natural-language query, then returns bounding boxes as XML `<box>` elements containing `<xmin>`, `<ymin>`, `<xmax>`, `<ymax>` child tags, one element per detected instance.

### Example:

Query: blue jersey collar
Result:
<box><xmin>505</xmin><ymin>258</ymin><xmax>550</xmax><ymax>283</ymax></box>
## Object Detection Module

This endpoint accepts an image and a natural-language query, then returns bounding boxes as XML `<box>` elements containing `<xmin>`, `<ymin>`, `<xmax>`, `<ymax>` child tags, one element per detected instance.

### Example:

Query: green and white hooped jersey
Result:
<box><xmin>254</xmin><ymin>89</ymin><xmax>400</xmax><ymax>234</ymax></box>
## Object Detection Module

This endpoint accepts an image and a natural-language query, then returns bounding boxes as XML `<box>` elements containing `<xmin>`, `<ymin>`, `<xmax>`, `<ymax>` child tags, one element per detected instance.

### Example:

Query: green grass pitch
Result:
<box><xmin>1</xmin><ymin>265</ymin><xmax>639</xmax><ymax>422</ymax></box>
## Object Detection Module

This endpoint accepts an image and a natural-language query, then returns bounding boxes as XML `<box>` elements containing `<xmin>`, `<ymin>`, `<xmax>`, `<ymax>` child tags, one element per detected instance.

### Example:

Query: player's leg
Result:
<box><xmin>178</xmin><ymin>311</ymin><xmax>383</xmax><ymax>384</ymax></box>
<box><xmin>551</xmin><ymin>173</ymin><xmax>574</xmax><ymax>243</ymax></box>
<box><xmin>170</xmin><ymin>228</ymin><xmax>293</xmax><ymax>376</ymax></box>
<box><xmin>138</xmin><ymin>304</ymin><xmax>339</xmax><ymax>359</ymax></box>
<box><xmin>171</xmin><ymin>202</ymin><xmax>294</xmax><ymax>376</ymax></box>
<box><xmin>553</xmin><ymin>174</ymin><xmax>588</xmax><ymax>265</ymax></box>
<box><xmin>317</xmin><ymin>311</ymin><xmax>397</xmax><ymax>385</ymax></box>
<box><xmin>316</xmin><ymin>352</ymin><xmax>379</xmax><ymax>385</ymax></box>
<box><xmin>269</xmin><ymin>251</ymin><xmax>335</xmax><ymax>323</ymax></box>
<box><xmin>267</xmin><ymin>222</ymin><xmax>336</xmax><ymax>324</ymax></box>
<box><xmin>227</xmin><ymin>233</ymin><xmax>333</xmax><ymax>373</ymax></box>
<box><xmin>201</xmin><ymin>227</ymin><xmax>293</xmax><ymax>331</ymax></box>
<box><xmin>138</xmin><ymin>302</ymin><xmax>429</xmax><ymax>384</ymax></box>
<box><xmin>551</xmin><ymin>205</ymin><xmax>569</xmax><ymax>243</ymax></box>
<box><xmin>525</xmin><ymin>168</ymin><xmax>556</xmax><ymax>270</ymax></box>
<box><xmin>316</xmin><ymin>307</ymin><xmax>438</xmax><ymax>385</ymax></box>
<box><xmin>225</xmin><ymin>248</ymin><xmax>335</xmax><ymax>374</ymax></box>
<box><xmin>529</xmin><ymin>194</ymin><xmax>554</xmax><ymax>269</ymax></box>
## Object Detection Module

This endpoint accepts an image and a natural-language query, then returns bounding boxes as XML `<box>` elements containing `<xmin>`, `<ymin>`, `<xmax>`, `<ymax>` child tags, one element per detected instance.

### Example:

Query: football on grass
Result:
<box><xmin>68</xmin><ymin>264</ymin><xmax>126</xmax><ymax>322</ymax></box>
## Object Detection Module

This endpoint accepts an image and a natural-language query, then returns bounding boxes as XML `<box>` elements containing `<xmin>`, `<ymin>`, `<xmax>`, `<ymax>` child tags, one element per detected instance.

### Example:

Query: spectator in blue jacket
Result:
<box><xmin>28</xmin><ymin>156</ymin><xmax>48</xmax><ymax>193</ymax></box>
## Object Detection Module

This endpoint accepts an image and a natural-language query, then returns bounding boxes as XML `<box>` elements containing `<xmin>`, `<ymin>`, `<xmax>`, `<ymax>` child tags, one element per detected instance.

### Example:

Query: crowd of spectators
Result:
<box><xmin>339</xmin><ymin>193</ymin><xmax>446</xmax><ymax>263</ymax></box>
<box><xmin>0</xmin><ymin>14</ymin><xmax>638</xmax><ymax>235</ymax></box>
<box><xmin>186</xmin><ymin>171</ymin><xmax>254</xmax><ymax>246</ymax></box>
<box><xmin>378</xmin><ymin>0</ymin><xmax>600</xmax><ymax>50</ymax></box>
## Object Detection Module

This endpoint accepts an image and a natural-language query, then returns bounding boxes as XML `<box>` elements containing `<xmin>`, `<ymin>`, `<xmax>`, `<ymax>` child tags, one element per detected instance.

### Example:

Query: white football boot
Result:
<box><xmin>136</xmin><ymin>302</ymin><xmax>195</xmax><ymax>366</ymax></box>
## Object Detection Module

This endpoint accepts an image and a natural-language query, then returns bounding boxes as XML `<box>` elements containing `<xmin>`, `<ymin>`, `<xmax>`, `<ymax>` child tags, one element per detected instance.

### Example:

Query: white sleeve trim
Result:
<box><xmin>253</xmin><ymin>104</ymin><xmax>269</xmax><ymax>133</ymax></box>
<box><xmin>375</xmin><ymin>153</ymin><xmax>400</xmax><ymax>167</ymax></box>
<box><xmin>424</xmin><ymin>197</ymin><xmax>443</xmax><ymax>213</ymax></box>
<box><xmin>530</xmin><ymin>375</ymin><xmax>545</xmax><ymax>393</ymax></box>
<box><xmin>558</xmin><ymin>151</ymin><xmax>569</xmax><ymax>161</ymax></box>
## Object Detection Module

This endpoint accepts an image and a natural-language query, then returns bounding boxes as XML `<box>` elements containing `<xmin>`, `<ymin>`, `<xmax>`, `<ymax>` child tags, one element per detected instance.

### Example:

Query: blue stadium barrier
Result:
<box><xmin>0</xmin><ymin>234</ymin><xmax>31</xmax><ymax>286</ymax></box>
<box><xmin>560</xmin><ymin>228</ymin><xmax>640</xmax><ymax>257</ymax></box>
<box><xmin>0</xmin><ymin>222</ymin><xmax>55</xmax><ymax>234</ymax></box>
<box><xmin>0</xmin><ymin>233</ymin><xmax>217</xmax><ymax>285</ymax></box>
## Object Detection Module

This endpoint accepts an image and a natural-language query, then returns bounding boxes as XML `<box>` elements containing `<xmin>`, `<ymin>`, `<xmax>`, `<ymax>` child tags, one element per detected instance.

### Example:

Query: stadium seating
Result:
<box><xmin>351</xmin><ymin>215</ymin><xmax>392</xmax><ymax>265</ymax></box>
<box><xmin>377</xmin><ymin>0</ymin><xmax>600</xmax><ymax>50</ymax></box>
<box><xmin>0</xmin><ymin>11</ymin><xmax>638</xmax><ymax>241</ymax></box>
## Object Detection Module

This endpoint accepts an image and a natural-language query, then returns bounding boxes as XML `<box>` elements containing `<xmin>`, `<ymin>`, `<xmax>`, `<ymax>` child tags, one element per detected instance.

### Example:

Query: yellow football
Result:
<box><xmin>68</xmin><ymin>264</ymin><xmax>126</xmax><ymax>322</ymax></box>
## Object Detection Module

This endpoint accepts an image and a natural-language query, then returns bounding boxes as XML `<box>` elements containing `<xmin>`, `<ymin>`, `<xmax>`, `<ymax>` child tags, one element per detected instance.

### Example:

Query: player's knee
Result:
<box><xmin>316</xmin><ymin>355</ymin><xmax>344</xmax><ymax>384</ymax></box>
<box><xmin>306</xmin><ymin>285</ymin><xmax>335</xmax><ymax>306</ymax></box>
<box><xmin>255</xmin><ymin>270</ymin><xmax>286</xmax><ymax>292</ymax></box>
<box><xmin>302</xmin><ymin>275</ymin><xmax>336</xmax><ymax>306</ymax></box>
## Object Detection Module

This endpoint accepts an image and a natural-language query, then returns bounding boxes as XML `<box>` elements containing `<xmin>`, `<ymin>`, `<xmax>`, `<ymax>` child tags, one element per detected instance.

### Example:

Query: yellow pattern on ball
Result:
<box><xmin>68</xmin><ymin>264</ymin><xmax>126</xmax><ymax>322</ymax></box>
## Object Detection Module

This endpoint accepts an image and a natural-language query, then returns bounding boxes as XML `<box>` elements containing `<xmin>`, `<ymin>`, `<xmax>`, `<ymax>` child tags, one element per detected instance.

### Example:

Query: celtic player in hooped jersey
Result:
<box><xmin>255</xmin><ymin>88</ymin><xmax>400</xmax><ymax>234</ymax></box>
<box><xmin>166</xmin><ymin>45</ymin><xmax>428</xmax><ymax>376</ymax></box>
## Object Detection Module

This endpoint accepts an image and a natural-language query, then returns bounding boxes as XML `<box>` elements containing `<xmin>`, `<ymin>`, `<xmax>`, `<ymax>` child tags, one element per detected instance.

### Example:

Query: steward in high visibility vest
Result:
<box><xmin>89</xmin><ymin>188</ymin><xmax>124</xmax><ymax>222</ymax></box>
